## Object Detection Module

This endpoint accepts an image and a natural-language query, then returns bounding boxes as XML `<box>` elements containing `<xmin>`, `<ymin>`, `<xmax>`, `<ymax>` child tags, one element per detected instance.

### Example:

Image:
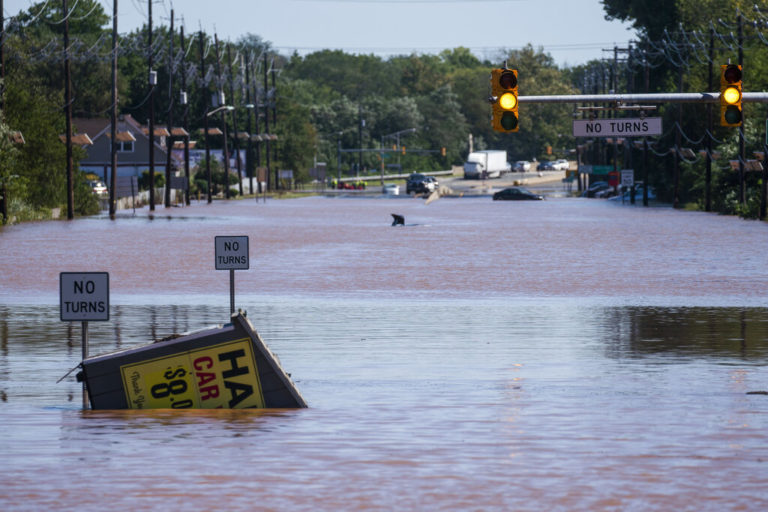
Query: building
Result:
<box><xmin>73</xmin><ymin>114</ymin><xmax>183</xmax><ymax>183</ymax></box>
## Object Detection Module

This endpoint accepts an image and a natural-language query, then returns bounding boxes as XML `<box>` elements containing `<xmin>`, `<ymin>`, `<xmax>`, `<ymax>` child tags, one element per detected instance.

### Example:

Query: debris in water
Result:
<box><xmin>78</xmin><ymin>311</ymin><xmax>307</xmax><ymax>409</ymax></box>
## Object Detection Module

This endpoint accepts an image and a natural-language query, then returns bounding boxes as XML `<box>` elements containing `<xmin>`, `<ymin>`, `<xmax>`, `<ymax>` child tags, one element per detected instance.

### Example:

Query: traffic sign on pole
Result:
<box><xmin>60</xmin><ymin>272</ymin><xmax>110</xmax><ymax>322</ymax></box>
<box><xmin>573</xmin><ymin>117</ymin><xmax>662</xmax><ymax>137</ymax></box>
<box><xmin>621</xmin><ymin>169</ymin><xmax>635</xmax><ymax>187</ymax></box>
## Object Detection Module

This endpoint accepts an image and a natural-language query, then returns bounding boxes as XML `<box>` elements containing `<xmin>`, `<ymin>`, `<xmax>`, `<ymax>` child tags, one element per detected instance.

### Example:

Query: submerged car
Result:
<box><xmin>608</xmin><ymin>185</ymin><xmax>657</xmax><ymax>201</ymax></box>
<box><xmin>383</xmin><ymin>183</ymin><xmax>400</xmax><ymax>195</ymax></box>
<box><xmin>406</xmin><ymin>173</ymin><xmax>438</xmax><ymax>194</ymax></box>
<box><xmin>492</xmin><ymin>187</ymin><xmax>544</xmax><ymax>201</ymax></box>
<box><xmin>583</xmin><ymin>181</ymin><xmax>611</xmax><ymax>198</ymax></box>
<box><xmin>537</xmin><ymin>161</ymin><xmax>555</xmax><ymax>171</ymax></box>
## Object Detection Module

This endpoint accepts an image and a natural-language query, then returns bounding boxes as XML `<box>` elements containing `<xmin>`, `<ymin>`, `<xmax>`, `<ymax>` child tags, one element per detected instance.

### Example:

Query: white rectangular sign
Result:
<box><xmin>621</xmin><ymin>169</ymin><xmax>635</xmax><ymax>187</ymax></box>
<box><xmin>60</xmin><ymin>272</ymin><xmax>110</xmax><ymax>321</ymax></box>
<box><xmin>215</xmin><ymin>236</ymin><xmax>249</xmax><ymax>270</ymax></box>
<box><xmin>573</xmin><ymin>117</ymin><xmax>662</xmax><ymax>137</ymax></box>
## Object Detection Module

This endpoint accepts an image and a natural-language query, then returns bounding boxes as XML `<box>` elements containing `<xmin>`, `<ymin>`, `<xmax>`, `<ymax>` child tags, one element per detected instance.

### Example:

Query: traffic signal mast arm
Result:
<box><xmin>513</xmin><ymin>92</ymin><xmax>768</xmax><ymax>104</ymax></box>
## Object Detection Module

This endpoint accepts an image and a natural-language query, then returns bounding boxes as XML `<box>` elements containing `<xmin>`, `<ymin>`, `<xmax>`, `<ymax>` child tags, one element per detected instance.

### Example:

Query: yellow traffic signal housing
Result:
<box><xmin>401</xmin><ymin>146</ymin><xmax>406</xmax><ymax>155</ymax></box>
<box><xmin>441</xmin><ymin>147</ymin><xmax>446</xmax><ymax>156</ymax></box>
<box><xmin>720</xmin><ymin>64</ymin><xmax>742</xmax><ymax>127</ymax></box>
<box><xmin>491</xmin><ymin>68</ymin><xmax>518</xmax><ymax>133</ymax></box>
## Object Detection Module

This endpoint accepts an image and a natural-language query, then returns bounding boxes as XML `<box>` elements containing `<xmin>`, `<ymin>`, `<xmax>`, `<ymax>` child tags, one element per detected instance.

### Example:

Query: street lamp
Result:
<box><xmin>206</xmin><ymin>105</ymin><xmax>234</xmax><ymax>117</ymax></box>
<box><xmin>205</xmin><ymin>104</ymin><xmax>234</xmax><ymax>199</ymax></box>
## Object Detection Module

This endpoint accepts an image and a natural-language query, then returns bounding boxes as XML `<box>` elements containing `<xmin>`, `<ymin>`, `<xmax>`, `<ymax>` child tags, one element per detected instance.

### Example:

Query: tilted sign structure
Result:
<box><xmin>80</xmin><ymin>312</ymin><xmax>307</xmax><ymax>409</ymax></box>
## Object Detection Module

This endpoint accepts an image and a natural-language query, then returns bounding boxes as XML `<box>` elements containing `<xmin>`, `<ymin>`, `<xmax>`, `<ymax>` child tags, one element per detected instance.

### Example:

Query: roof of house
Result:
<box><xmin>72</xmin><ymin>114</ymin><xmax>146</xmax><ymax>142</ymax></box>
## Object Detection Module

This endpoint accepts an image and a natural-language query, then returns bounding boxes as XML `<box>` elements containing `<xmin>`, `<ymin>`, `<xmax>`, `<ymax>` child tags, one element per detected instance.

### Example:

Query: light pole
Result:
<box><xmin>381</xmin><ymin>128</ymin><xmax>416</xmax><ymax>174</ymax></box>
<box><xmin>206</xmin><ymin>103</ymin><xmax>234</xmax><ymax>200</ymax></box>
<box><xmin>337</xmin><ymin>131</ymin><xmax>343</xmax><ymax>186</ymax></box>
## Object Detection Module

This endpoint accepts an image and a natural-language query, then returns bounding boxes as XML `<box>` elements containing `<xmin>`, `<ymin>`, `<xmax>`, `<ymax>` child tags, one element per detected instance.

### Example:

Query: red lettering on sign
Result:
<box><xmin>200</xmin><ymin>385</ymin><xmax>220</xmax><ymax>401</ymax></box>
<box><xmin>193</xmin><ymin>356</ymin><xmax>213</xmax><ymax>371</ymax></box>
<box><xmin>196</xmin><ymin>371</ymin><xmax>216</xmax><ymax>387</ymax></box>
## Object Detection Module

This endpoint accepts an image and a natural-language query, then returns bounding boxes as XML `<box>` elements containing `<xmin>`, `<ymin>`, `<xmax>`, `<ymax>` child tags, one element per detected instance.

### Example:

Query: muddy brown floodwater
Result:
<box><xmin>1</xmin><ymin>195</ymin><xmax>767</xmax><ymax>511</ymax></box>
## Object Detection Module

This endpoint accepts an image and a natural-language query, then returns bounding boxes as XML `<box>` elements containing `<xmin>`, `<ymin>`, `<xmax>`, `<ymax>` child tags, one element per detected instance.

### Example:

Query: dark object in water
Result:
<box><xmin>391</xmin><ymin>214</ymin><xmax>405</xmax><ymax>226</ymax></box>
<box><xmin>80</xmin><ymin>311</ymin><xmax>307</xmax><ymax>409</ymax></box>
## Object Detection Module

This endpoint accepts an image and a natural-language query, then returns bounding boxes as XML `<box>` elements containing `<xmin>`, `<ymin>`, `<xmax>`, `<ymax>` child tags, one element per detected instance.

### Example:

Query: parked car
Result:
<box><xmin>513</xmin><ymin>161</ymin><xmax>531</xmax><ymax>172</ymax></box>
<box><xmin>406</xmin><ymin>173</ymin><xmax>438</xmax><ymax>194</ymax></box>
<box><xmin>492</xmin><ymin>187</ymin><xmax>544</xmax><ymax>201</ymax></box>
<box><xmin>583</xmin><ymin>181</ymin><xmax>611</xmax><ymax>198</ymax></box>
<box><xmin>88</xmin><ymin>180</ymin><xmax>107</xmax><ymax>195</ymax></box>
<box><xmin>552</xmin><ymin>159</ymin><xmax>570</xmax><ymax>171</ymax></box>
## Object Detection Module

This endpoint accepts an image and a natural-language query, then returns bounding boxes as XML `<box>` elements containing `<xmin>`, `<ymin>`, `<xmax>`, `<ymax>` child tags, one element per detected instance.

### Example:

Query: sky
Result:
<box><xmin>5</xmin><ymin>0</ymin><xmax>636</xmax><ymax>67</ymax></box>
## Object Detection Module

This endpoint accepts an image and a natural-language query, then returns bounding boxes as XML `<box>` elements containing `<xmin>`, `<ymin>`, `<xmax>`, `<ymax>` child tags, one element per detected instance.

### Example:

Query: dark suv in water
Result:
<box><xmin>406</xmin><ymin>173</ymin><xmax>438</xmax><ymax>195</ymax></box>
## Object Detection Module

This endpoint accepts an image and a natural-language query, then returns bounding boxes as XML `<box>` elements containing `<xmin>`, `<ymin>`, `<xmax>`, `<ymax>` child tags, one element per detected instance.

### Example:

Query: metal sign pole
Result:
<box><xmin>215</xmin><ymin>236</ymin><xmax>249</xmax><ymax>316</ymax></box>
<box><xmin>230</xmin><ymin>269</ymin><xmax>235</xmax><ymax>315</ymax></box>
<box><xmin>82</xmin><ymin>320</ymin><xmax>89</xmax><ymax>409</ymax></box>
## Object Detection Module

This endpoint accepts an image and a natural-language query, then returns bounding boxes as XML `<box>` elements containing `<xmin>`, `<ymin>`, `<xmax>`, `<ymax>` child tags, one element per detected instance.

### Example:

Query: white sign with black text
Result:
<box><xmin>60</xmin><ymin>272</ymin><xmax>110</xmax><ymax>321</ymax></box>
<box><xmin>573</xmin><ymin>117</ymin><xmax>662</xmax><ymax>137</ymax></box>
<box><xmin>215</xmin><ymin>236</ymin><xmax>250</xmax><ymax>270</ymax></box>
<box><xmin>621</xmin><ymin>169</ymin><xmax>635</xmax><ymax>187</ymax></box>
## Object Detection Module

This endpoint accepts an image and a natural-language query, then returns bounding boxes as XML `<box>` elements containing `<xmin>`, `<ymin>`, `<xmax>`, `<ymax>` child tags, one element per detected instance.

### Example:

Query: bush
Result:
<box><xmin>74</xmin><ymin>172</ymin><xmax>101</xmax><ymax>216</ymax></box>
<box><xmin>138</xmin><ymin>170</ymin><xmax>165</xmax><ymax>191</ymax></box>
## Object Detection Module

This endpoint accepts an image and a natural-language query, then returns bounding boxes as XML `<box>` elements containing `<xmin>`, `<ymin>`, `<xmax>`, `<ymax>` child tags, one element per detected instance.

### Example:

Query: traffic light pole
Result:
<box><xmin>517</xmin><ymin>92</ymin><xmax>768</xmax><ymax>105</ymax></box>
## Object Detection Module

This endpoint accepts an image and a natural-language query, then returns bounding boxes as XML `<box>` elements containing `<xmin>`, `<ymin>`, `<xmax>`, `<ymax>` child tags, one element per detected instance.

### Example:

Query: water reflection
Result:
<box><xmin>600</xmin><ymin>307</ymin><xmax>768</xmax><ymax>361</ymax></box>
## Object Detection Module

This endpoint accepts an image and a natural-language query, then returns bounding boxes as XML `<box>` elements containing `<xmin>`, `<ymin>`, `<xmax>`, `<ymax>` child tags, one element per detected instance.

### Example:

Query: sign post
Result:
<box><xmin>621</xmin><ymin>169</ymin><xmax>634</xmax><ymax>187</ymax></box>
<box><xmin>60</xmin><ymin>272</ymin><xmax>110</xmax><ymax>409</ymax></box>
<box><xmin>215</xmin><ymin>236</ymin><xmax>249</xmax><ymax>314</ymax></box>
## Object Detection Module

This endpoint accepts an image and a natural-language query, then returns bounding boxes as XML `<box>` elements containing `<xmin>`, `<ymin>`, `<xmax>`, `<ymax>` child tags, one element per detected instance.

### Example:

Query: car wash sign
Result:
<box><xmin>60</xmin><ymin>272</ymin><xmax>109</xmax><ymax>321</ymax></box>
<box><xmin>573</xmin><ymin>117</ymin><xmax>662</xmax><ymax>137</ymax></box>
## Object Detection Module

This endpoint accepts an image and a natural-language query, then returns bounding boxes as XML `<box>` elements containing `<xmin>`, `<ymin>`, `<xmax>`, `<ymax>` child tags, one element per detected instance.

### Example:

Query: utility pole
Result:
<box><xmin>214</xmin><ymin>34</ymin><xmax>230</xmax><ymax>199</ymax></box>
<box><xmin>1</xmin><ymin>0</ymin><xmax>7</xmax><ymax>223</ymax></box>
<box><xmin>63</xmin><ymin>0</ymin><xmax>74</xmax><ymax>220</ymax></box>
<box><xmin>164</xmin><ymin>10</ymin><xmax>174</xmax><ymax>208</ymax></box>
<box><xmin>180</xmin><ymin>24</ymin><xmax>190</xmax><ymax>206</ymax></box>
<box><xmin>674</xmin><ymin>52</ymin><xmax>683</xmax><ymax>209</ymax></box>
<box><xmin>148</xmin><ymin>0</ymin><xmax>155</xmax><ymax>211</ymax></box>
<box><xmin>737</xmin><ymin>10</ymin><xmax>745</xmax><ymax>206</ymax></box>
<box><xmin>358</xmin><ymin>103</ymin><xmax>363</xmax><ymax>178</ymax></box>
<box><xmin>643</xmin><ymin>49</ymin><xmax>650</xmax><ymax>207</ymax></box>
<box><xmin>226</xmin><ymin>43</ymin><xmax>243</xmax><ymax>196</ymax></box>
<box><xmin>244</xmin><ymin>52</ymin><xmax>254</xmax><ymax>195</ymax></box>
<box><xmin>611</xmin><ymin>47</ymin><xmax>618</xmax><ymax>191</ymax></box>
<box><xmin>109</xmin><ymin>0</ymin><xmax>118</xmax><ymax>219</ymax></box>
<box><xmin>263</xmin><ymin>52</ymin><xmax>271</xmax><ymax>190</ymax></box>
<box><xmin>199</xmin><ymin>31</ymin><xmax>211</xmax><ymax>203</ymax></box>
<box><xmin>705</xmin><ymin>28</ymin><xmax>714</xmax><ymax>212</ymax></box>
<box><xmin>272</xmin><ymin>63</ymin><xmax>278</xmax><ymax>171</ymax></box>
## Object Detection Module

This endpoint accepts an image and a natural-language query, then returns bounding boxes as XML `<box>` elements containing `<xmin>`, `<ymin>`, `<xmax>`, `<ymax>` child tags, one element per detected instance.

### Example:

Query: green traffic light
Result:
<box><xmin>501</xmin><ymin>111</ymin><xmax>518</xmax><ymax>130</ymax></box>
<box><xmin>724</xmin><ymin>106</ymin><xmax>742</xmax><ymax>125</ymax></box>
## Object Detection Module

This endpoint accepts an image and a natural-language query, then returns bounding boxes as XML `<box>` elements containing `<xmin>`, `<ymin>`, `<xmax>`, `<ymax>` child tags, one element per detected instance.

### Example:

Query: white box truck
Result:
<box><xmin>463</xmin><ymin>150</ymin><xmax>510</xmax><ymax>179</ymax></box>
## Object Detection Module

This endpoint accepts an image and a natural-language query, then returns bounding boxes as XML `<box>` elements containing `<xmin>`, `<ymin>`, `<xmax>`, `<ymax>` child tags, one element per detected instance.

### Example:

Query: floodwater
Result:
<box><xmin>1</xmin><ymin>194</ymin><xmax>767</xmax><ymax>511</ymax></box>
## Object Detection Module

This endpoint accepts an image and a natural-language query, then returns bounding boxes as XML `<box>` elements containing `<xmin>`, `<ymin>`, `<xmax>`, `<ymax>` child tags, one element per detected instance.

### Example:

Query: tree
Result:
<box><xmin>3</xmin><ymin>79</ymin><xmax>70</xmax><ymax>210</ymax></box>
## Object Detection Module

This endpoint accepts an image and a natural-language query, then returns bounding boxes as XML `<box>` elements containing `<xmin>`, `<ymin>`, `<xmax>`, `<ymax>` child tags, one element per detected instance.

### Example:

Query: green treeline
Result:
<box><xmin>2</xmin><ymin>0</ymin><xmax>768</xmax><ymax>222</ymax></box>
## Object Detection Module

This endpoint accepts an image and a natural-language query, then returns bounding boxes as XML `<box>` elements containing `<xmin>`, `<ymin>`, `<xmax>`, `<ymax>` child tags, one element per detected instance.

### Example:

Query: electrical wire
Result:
<box><xmin>47</xmin><ymin>0</ymin><xmax>82</xmax><ymax>25</ymax></box>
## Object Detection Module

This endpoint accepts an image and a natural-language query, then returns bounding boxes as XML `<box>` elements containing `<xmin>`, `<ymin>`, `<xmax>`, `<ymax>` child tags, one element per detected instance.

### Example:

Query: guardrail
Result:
<box><xmin>337</xmin><ymin>170</ymin><xmax>454</xmax><ymax>183</ymax></box>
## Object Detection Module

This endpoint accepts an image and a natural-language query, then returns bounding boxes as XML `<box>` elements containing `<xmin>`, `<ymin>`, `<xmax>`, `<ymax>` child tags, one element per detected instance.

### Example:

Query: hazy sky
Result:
<box><xmin>5</xmin><ymin>0</ymin><xmax>636</xmax><ymax>67</ymax></box>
